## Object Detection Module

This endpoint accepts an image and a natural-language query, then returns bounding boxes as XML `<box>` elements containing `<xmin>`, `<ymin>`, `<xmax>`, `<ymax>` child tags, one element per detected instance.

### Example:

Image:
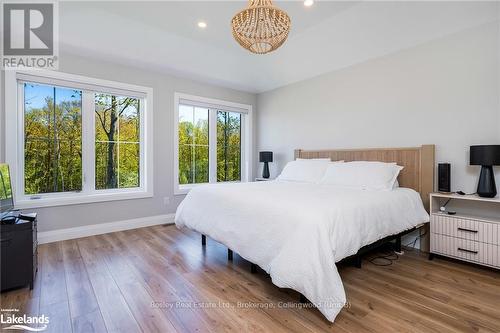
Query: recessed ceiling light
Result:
<box><xmin>304</xmin><ymin>0</ymin><xmax>314</xmax><ymax>7</ymax></box>
<box><xmin>198</xmin><ymin>21</ymin><xmax>207</xmax><ymax>29</ymax></box>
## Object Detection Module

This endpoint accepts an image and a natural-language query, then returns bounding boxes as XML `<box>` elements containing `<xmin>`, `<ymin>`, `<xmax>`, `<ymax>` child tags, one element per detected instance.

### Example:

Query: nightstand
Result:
<box><xmin>1</xmin><ymin>213</ymin><xmax>38</xmax><ymax>291</ymax></box>
<box><xmin>429</xmin><ymin>193</ymin><xmax>500</xmax><ymax>269</ymax></box>
<box><xmin>255</xmin><ymin>177</ymin><xmax>274</xmax><ymax>182</ymax></box>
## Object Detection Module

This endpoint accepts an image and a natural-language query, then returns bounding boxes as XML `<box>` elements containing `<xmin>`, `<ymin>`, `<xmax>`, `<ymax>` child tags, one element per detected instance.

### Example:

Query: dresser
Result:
<box><xmin>429</xmin><ymin>193</ymin><xmax>499</xmax><ymax>269</ymax></box>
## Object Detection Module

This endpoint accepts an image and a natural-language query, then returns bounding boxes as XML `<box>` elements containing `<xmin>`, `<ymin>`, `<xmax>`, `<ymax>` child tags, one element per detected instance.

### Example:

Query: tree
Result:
<box><xmin>23</xmin><ymin>84</ymin><xmax>141</xmax><ymax>195</ymax></box>
<box><xmin>217</xmin><ymin>111</ymin><xmax>241</xmax><ymax>182</ymax></box>
<box><xmin>177</xmin><ymin>108</ymin><xmax>241</xmax><ymax>185</ymax></box>
<box><xmin>95</xmin><ymin>94</ymin><xmax>139</xmax><ymax>189</ymax></box>
<box><xmin>24</xmin><ymin>84</ymin><xmax>82</xmax><ymax>194</ymax></box>
<box><xmin>178</xmin><ymin>113</ymin><xmax>209</xmax><ymax>184</ymax></box>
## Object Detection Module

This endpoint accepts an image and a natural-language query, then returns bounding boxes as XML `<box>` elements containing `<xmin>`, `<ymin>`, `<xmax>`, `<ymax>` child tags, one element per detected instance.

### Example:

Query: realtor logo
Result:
<box><xmin>2</xmin><ymin>1</ymin><xmax>58</xmax><ymax>69</ymax></box>
<box><xmin>1</xmin><ymin>308</ymin><xmax>49</xmax><ymax>332</ymax></box>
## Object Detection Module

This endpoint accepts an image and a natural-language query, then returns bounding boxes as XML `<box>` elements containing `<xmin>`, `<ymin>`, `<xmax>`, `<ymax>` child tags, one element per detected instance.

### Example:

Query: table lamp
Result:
<box><xmin>259</xmin><ymin>151</ymin><xmax>273</xmax><ymax>179</ymax></box>
<box><xmin>470</xmin><ymin>145</ymin><xmax>500</xmax><ymax>198</ymax></box>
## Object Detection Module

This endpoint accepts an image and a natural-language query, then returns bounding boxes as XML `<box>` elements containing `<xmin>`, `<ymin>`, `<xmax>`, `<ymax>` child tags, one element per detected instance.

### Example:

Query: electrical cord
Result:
<box><xmin>456</xmin><ymin>191</ymin><xmax>476</xmax><ymax>195</ymax></box>
<box><xmin>364</xmin><ymin>192</ymin><xmax>475</xmax><ymax>267</ymax></box>
<box><xmin>368</xmin><ymin>250</ymin><xmax>399</xmax><ymax>266</ymax></box>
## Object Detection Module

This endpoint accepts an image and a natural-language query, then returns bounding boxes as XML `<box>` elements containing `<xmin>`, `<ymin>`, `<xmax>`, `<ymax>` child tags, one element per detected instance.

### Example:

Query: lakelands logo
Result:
<box><xmin>1</xmin><ymin>312</ymin><xmax>49</xmax><ymax>331</ymax></box>
<box><xmin>2</xmin><ymin>1</ymin><xmax>59</xmax><ymax>69</ymax></box>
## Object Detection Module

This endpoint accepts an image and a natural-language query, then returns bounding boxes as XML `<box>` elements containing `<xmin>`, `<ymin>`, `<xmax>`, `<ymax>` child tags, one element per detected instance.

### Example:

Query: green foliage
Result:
<box><xmin>24</xmin><ymin>84</ymin><xmax>82</xmax><ymax>195</ymax></box>
<box><xmin>0</xmin><ymin>164</ymin><xmax>13</xmax><ymax>200</ymax></box>
<box><xmin>95</xmin><ymin>94</ymin><xmax>140</xmax><ymax>190</ymax></box>
<box><xmin>178</xmin><ymin>107</ymin><xmax>241</xmax><ymax>185</ymax></box>
<box><xmin>217</xmin><ymin>111</ymin><xmax>241</xmax><ymax>182</ymax></box>
<box><xmin>178</xmin><ymin>108</ymin><xmax>209</xmax><ymax>184</ymax></box>
<box><xmin>23</xmin><ymin>83</ymin><xmax>141</xmax><ymax>195</ymax></box>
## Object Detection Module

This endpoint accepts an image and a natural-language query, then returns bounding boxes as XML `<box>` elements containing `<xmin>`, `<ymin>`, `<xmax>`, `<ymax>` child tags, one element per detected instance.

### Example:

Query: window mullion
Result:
<box><xmin>17</xmin><ymin>83</ymin><xmax>26</xmax><ymax>200</ymax></box>
<box><xmin>208</xmin><ymin>108</ymin><xmax>217</xmax><ymax>183</ymax></box>
<box><xmin>82</xmin><ymin>91</ymin><xmax>95</xmax><ymax>193</ymax></box>
<box><xmin>241</xmin><ymin>114</ymin><xmax>247</xmax><ymax>182</ymax></box>
<box><xmin>140</xmin><ymin>99</ymin><xmax>146</xmax><ymax>191</ymax></box>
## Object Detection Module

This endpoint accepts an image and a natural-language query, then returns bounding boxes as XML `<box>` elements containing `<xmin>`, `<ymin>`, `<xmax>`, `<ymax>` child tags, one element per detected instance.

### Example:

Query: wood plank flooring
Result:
<box><xmin>1</xmin><ymin>224</ymin><xmax>500</xmax><ymax>332</ymax></box>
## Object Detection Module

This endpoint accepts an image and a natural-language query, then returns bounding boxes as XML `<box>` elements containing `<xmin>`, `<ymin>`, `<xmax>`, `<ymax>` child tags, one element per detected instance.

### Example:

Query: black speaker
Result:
<box><xmin>438</xmin><ymin>163</ymin><xmax>451</xmax><ymax>193</ymax></box>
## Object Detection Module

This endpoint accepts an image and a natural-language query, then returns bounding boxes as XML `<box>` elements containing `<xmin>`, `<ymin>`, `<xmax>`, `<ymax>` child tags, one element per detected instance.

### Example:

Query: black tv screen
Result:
<box><xmin>0</xmin><ymin>164</ymin><xmax>14</xmax><ymax>213</ymax></box>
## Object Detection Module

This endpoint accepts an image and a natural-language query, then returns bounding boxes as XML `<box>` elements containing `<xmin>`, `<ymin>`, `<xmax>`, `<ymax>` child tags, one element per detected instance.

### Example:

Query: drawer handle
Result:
<box><xmin>458</xmin><ymin>247</ymin><xmax>478</xmax><ymax>254</ymax></box>
<box><xmin>457</xmin><ymin>228</ymin><xmax>478</xmax><ymax>233</ymax></box>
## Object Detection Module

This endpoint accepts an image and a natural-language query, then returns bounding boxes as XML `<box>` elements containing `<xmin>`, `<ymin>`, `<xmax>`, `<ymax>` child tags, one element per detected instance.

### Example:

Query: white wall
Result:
<box><xmin>1</xmin><ymin>15</ymin><xmax>498</xmax><ymax>234</ymax></box>
<box><xmin>0</xmin><ymin>51</ymin><xmax>257</xmax><ymax>232</ymax></box>
<box><xmin>257</xmin><ymin>22</ymin><xmax>500</xmax><ymax>194</ymax></box>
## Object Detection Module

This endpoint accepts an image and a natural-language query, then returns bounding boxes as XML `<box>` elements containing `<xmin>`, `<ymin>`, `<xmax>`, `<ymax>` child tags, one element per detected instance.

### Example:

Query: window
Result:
<box><xmin>174</xmin><ymin>93</ymin><xmax>252</xmax><ymax>194</ymax></box>
<box><xmin>95</xmin><ymin>94</ymin><xmax>141</xmax><ymax>190</ymax></box>
<box><xmin>178</xmin><ymin>105</ymin><xmax>209</xmax><ymax>185</ymax></box>
<box><xmin>5</xmin><ymin>71</ymin><xmax>153</xmax><ymax>208</ymax></box>
<box><xmin>24</xmin><ymin>83</ymin><xmax>83</xmax><ymax>195</ymax></box>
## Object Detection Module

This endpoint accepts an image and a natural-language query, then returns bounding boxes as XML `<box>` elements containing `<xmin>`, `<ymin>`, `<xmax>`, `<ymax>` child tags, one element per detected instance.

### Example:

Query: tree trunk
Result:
<box><xmin>46</xmin><ymin>103</ymin><xmax>52</xmax><ymax>192</ymax></box>
<box><xmin>52</xmin><ymin>87</ymin><xmax>59</xmax><ymax>192</ymax></box>
<box><xmin>106</xmin><ymin>96</ymin><xmax>118</xmax><ymax>188</ymax></box>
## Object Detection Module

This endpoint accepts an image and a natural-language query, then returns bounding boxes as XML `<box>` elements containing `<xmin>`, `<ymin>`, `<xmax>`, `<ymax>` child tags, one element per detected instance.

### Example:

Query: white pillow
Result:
<box><xmin>320</xmin><ymin>161</ymin><xmax>403</xmax><ymax>191</ymax></box>
<box><xmin>277</xmin><ymin>160</ymin><xmax>331</xmax><ymax>183</ymax></box>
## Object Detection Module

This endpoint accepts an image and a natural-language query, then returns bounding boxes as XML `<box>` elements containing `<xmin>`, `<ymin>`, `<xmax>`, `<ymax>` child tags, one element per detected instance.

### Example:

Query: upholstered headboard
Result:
<box><xmin>294</xmin><ymin>145</ymin><xmax>435</xmax><ymax>211</ymax></box>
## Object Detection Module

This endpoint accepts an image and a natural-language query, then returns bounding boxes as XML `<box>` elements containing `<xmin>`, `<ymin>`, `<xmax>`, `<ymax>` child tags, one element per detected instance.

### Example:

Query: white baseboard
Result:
<box><xmin>38</xmin><ymin>213</ymin><xmax>175</xmax><ymax>244</ymax></box>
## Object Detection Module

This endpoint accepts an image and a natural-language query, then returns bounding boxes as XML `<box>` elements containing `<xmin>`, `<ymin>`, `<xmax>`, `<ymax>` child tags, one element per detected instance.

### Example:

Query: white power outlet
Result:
<box><xmin>163</xmin><ymin>197</ymin><xmax>170</xmax><ymax>206</ymax></box>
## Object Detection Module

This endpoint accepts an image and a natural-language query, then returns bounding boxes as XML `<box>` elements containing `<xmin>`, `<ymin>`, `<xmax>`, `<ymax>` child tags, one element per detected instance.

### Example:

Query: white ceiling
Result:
<box><xmin>59</xmin><ymin>1</ymin><xmax>499</xmax><ymax>93</ymax></box>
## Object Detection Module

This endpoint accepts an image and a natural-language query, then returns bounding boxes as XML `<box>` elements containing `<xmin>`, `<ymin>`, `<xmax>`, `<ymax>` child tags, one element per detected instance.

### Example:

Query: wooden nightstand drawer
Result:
<box><xmin>430</xmin><ymin>213</ymin><xmax>500</xmax><ymax>245</ymax></box>
<box><xmin>430</xmin><ymin>234</ymin><xmax>499</xmax><ymax>268</ymax></box>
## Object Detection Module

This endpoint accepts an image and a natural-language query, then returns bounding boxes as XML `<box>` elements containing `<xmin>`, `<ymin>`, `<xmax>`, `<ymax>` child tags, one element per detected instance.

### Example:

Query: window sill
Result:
<box><xmin>14</xmin><ymin>190</ymin><xmax>153</xmax><ymax>209</ymax></box>
<box><xmin>174</xmin><ymin>184</ymin><xmax>204</xmax><ymax>196</ymax></box>
<box><xmin>174</xmin><ymin>181</ymin><xmax>246</xmax><ymax>196</ymax></box>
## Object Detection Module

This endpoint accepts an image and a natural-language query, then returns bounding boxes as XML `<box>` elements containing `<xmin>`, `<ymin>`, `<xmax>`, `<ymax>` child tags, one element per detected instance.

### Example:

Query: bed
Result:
<box><xmin>175</xmin><ymin>145</ymin><xmax>435</xmax><ymax>322</ymax></box>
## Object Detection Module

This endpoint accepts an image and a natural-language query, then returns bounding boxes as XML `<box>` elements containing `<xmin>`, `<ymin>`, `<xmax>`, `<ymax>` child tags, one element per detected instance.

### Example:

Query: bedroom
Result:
<box><xmin>0</xmin><ymin>0</ymin><xmax>499</xmax><ymax>332</ymax></box>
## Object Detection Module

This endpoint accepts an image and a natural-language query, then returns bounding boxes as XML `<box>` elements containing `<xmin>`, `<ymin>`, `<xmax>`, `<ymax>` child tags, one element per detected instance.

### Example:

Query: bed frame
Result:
<box><xmin>201</xmin><ymin>145</ymin><xmax>435</xmax><ymax>300</ymax></box>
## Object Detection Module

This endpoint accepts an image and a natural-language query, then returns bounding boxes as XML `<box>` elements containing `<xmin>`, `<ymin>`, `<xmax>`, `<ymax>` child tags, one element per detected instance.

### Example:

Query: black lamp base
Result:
<box><xmin>262</xmin><ymin>162</ymin><xmax>270</xmax><ymax>179</ymax></box>
<box><xmin>477</xmin><ymin>165</ymin><xmax>497</xmax><ymax>198</ymax></box>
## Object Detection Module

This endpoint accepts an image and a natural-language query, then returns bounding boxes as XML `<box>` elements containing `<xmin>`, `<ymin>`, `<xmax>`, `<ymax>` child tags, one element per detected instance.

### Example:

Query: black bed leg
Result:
<box><xmin>428</xmin><ymin>253</ymin><xmax>435</xmax><ymax>260</ymax></box>
<box><xmin>395</xmin><ymin>235</ymin><xmax>402</xmax><ymax>252</ymax></box>
<box><xmin>201</xmin><ymin>234</ymin><xmax>206</xmax><ymax>246</ymax></box>
<box><xmin>354</xmin><ymin>255</ymin><xmax>362</xmax><ymax>268</ymax></box>
<box><xmin>299</xmin><ymin>294</ymin><xmax>307</xmax><ymax>303</ymax></box>
<box><xmin>250</xmin><ymin>263</ymin><xmax>257</xmax><ymax>274</ymax></box>
<box><xmin>228</xmin><ymin>249</ymin><xmax>233</xmax><ymax>261</ymax></box>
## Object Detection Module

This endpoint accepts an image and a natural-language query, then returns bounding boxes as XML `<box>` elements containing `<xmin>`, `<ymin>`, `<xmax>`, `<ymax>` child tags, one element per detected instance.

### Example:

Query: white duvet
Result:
<box><xmin>175</xmin><ymin>180</ymin><xmax>429</xmax><ymax>322</ymax></box>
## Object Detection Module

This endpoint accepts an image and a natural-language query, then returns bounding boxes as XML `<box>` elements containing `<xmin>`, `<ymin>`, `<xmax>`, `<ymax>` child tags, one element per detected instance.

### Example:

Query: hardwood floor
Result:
<box><xmin>2</xmin><ymin>224</ymin><xmax>500</xmax><ymax>333</ymax></box>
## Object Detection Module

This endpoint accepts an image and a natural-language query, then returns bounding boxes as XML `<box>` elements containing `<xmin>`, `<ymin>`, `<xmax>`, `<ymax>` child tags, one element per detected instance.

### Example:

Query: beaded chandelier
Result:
<box><xmin>231</xmin><ymin>0</ymin><xmax>291</xmax><ymax>54</ymax></box>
